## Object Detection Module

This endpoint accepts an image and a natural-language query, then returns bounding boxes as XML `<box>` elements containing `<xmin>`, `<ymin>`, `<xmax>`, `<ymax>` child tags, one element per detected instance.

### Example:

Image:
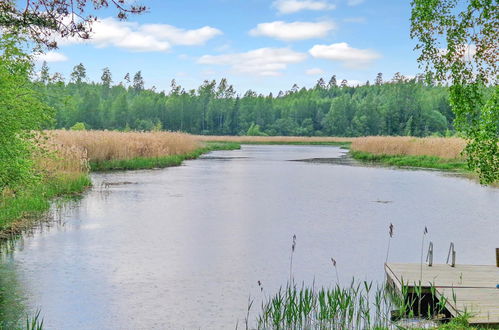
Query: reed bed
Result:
<box><xmin>351</xmin><ymin>137</ymin><xmax>466</xmax><ymax>159</ymax></box>
<box><xmin>254</xmin><ymin>232</ymin><xmax>452</xmax><ymax>330</ymax></box>
<box><xmin>195</xmin><ymin>135</ymin><xmax>355</xmax><ymax>144</ymax></box>
<box><xmin>35</xmin><ymin>141</ymin><xmax>89</xmax><ymax>179</ymax></box>
<box><xmin>255</xmin><ymin>280</ymin><xmax>455</xmax><ymax>330</ymax></box>
<box><xmin>49</xmin><ymin>130</ymin><xmax>200</xmax><ymax>162</ymax></box>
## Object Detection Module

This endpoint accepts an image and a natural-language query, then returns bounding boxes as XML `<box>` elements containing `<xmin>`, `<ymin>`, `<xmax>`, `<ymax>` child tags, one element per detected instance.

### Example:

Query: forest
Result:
<box><xmin>37</xmin><ymin>63</ymin><xmax>455</xmax><ymax>137</ymax></box>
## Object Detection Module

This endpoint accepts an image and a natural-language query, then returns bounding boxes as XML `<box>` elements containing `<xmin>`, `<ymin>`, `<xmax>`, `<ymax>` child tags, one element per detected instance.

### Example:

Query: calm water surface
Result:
<box><xmin>1</xmin><ymin>145</ymin><xmax>498</xmax><ymax>329</ymax></box>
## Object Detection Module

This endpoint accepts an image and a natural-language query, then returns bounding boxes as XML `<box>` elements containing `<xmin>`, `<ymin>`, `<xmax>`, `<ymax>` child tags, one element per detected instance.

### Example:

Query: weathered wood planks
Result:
<box><xmin>385</xmin><ymin>263</ymin><xmax>499</xmax><ymax>325</ymax></box>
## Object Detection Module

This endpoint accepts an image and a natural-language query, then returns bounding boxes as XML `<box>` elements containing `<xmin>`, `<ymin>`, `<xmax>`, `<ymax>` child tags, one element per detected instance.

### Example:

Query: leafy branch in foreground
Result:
<box><xmin>0</xmin><ymin>0</ymin><xmax>146</xmax><ymax>49</ymax></box>
<box><xmin>410</xmin><ymin>0</ymin><xmax>498</xmax><ymax>184</ymax></box>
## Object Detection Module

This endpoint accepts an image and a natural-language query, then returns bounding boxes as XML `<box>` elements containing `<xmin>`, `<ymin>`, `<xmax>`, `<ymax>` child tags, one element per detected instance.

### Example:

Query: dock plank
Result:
<box><xmin>385</xmin><ymin>263</ymin><xmax>499</xmax><ymax>325</ymax></box>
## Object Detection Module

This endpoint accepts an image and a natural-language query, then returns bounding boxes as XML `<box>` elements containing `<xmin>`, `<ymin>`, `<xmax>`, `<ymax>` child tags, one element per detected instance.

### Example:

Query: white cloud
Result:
<box><xmin>56</xmin><ymin>18</ymin><xmax>221</xmax><ymax>52</ymax></box>
<box><xmin>34</xmin><ymin>51</ymin><xmax>68</xmax><ymax>63</ymax></box>
<box><xmin>273</xmin><ymin>0</ymin><xmax>336</xmax><ymax>14</ymax></box>
<box><xmin>347</xmin><ymin>0</ymin><xmax>365</xmax><ymax>6</ymax></box>
<box><xmin>250</xmin><ymin>21</ymin><xmax>336</xmax><ymax>41</ymax></box>
<box><xmin>309</xmin><ymin>42</ymin><xmax>381</xmax><ymax>68</ymax></box>
<box><xmin>198</xmin><ymin>48</ymin><xmax>307</xmax><ymax>76</ymax></box>
<box><xmin>306</xmin><ymin>68</ymin><xmax>325</xmax><ymax>75</ymax></box>
<box><xmin>139</xmin><ymin>24</ymin><xmax>222</xmax><ymax>46</ymax></box>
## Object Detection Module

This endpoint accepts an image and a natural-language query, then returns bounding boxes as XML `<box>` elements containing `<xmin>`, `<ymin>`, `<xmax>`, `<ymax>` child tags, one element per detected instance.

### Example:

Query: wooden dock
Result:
<box><xmin>385</xmin><ymin>263</ymin><xmax>499</xmax><ymax>325</ymax></box>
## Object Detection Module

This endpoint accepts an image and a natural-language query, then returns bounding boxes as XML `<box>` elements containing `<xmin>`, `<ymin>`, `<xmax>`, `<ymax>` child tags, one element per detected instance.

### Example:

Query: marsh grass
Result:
<box><xmin>253</xmin><ymin>278</ymin><xmax>462</xmax><ymax>329</ymax></box>
<box><xmin>350</xmin><ymin>151</ymin><xmax>468</xmax><ymax>171</ymax></box>
<box><xmin>0</xmin><ymin>174</ymin><xmax>91</xmax><ymax>240</ymax></box>
<box><xmin>253</xmin><ymin>234</ymin><xmax>467</xmax><ymax>330</ymax></box>
<box><xmin>24</xmin><ymin>310</ymin><xmax>43</xmax><ymax>330</ymax></box>
<box><xmin>351</xmin><ymin>137</ymin><xmax>466</xmax><ymax>159</ymax></box>
<box><xmin>50</xmin><ymin>130</ymin><xmax>200</xmax><ymax>162</ymax></box>
<box><xmin>89</xmin><ymin>142</ymin><xmax>241</xmax><ymax>171</ymax></box>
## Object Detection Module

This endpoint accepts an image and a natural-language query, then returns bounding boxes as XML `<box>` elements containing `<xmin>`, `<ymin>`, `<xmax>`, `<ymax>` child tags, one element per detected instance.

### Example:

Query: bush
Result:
<box><xmin>0</xmin><ymin>34</ymin><xmax>53</xmax><ymax>192</ymax></box>
<box><xmin>70</xmin><ymin>122</ymin><xmax>87</xmax><ymax>131</ymax></box>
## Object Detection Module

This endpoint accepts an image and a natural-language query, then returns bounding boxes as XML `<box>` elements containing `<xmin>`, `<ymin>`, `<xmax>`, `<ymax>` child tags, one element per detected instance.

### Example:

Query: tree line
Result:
<box><xmin>37</xmin><ymin>63</ymin><xmax>456</xmax><ymax>137</ymax></box>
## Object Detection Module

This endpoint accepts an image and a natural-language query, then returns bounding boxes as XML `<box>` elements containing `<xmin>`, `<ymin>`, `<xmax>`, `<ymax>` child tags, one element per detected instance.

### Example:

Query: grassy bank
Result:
<box><xmin>0</xmin><ymin>174</ymin><xmax>91</xmax><ymax>240</ymax></box>
<box><xmin>1</xmin><ymin>130</ymin><xmax>239</xmax><ymax>240</ymax></box>
<box><xmin>351</xmin><ymin>150</ymin><xmax>469</xmax><ymax>171</ymax></box>
<box><xmin>90</xmin><ymin>142</ymin><xmax>241</xmax><ymax>171</ymax></box>
<box><xmin>0</xmin><ymin>140</ymin><xmax>239</xmax><ymax>239</ymax></box>
<box><xmin>351</xmin><ymin>136</ymin><xmax>466</xmax><ymax>159</ymax></box>
<box><xmin>348</xmin><ymin>136</ymin><xmax>472</xmax><ymax>173</ymax></box>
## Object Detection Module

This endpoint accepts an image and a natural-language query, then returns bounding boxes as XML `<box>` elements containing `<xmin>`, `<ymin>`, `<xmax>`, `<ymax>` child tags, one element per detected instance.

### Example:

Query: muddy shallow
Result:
<box><xmin>1</xmin><ymin>145</ymin><xmax>498</xmax><ymax>329</ymax></box>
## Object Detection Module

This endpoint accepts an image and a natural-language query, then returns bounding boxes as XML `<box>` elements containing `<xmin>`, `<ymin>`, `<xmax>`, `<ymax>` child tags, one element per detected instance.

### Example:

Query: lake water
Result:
<box><xmin>1</xmin><ymin>145</ymin><xmax>498</xmax><ymax>329</ymax></box>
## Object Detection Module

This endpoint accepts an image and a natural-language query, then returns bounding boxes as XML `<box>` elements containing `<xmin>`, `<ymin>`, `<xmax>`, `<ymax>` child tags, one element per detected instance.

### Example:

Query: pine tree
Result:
<box><xmin>392</xmin><ymin>72</ymin><xmax>404</xmax><ymax>83</ymax></box>
<box><xmin>315</xmin><ymin>78</ymin><xmax>326</xmax><ymax>89</ymax></box>
<box><xmin>328</xmin><ymin>75</ymin><xmax>337</xmax><ymax>88</ymax></box>
<box><xmin>101</xmin><ymin>67</ymin><xmax>113</xmax><ymax>87</ymax></box>
<box><xmin>39</xmin><ymin>61</ymin><xmax>50</xmax><ymax>84</ymax></box>
<box><xmin>70</xmin><ymin>63</ymin><xmax>86</xmax><ymax>84</ymax></box>
<box><xmin>375</xmin><ymin>72</ymin><xmax>383</xmax><ymax>85</ymax></box>
<box><xmin>51</xmin><ymin>72</ymin><xmax>64</xmax><ymax>83</ymax></box>
<box><xmin>133</xmin><ymin>71</ymin><xmax>144</xmax><ymax>91</ymax></box>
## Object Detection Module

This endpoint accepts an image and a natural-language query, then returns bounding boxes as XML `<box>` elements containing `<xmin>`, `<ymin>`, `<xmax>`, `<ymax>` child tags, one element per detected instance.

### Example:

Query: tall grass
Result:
<box><xmin>253</xmin><ymin>234</ymin><xmax>455</xmax><ymax>330</ymax></box>
<box><xmin>50</xmin><ymin>130</ymin><xmax>200</xmax><ymax>162</ymax></box>
<box><xmin>351</xmin><ymin>136</ymin><xmax>466</xmax><ymax>159</ymax></box>
<box><xmin>350</xmin><ymin>151</ymin><xmax>468</xmax><ymax>171</ymax></box>
<box><xmin>0</xmin><ymin>173</ymin><xmax>91</xmax><ymax>239</ymax></box>
<box><xmin>0</xmin><ymin>133</ymin><xmax>92</xmax><ymax>239</ymax></box>
<box><xmin>255</xmin><ymin>272</ymin><xmax>451</xmax><ymax>329</ymax></box>
<box><xmin>89</xmin><ymin>142</ymin><xmax>240</xmax><ymax>171</ymax></box>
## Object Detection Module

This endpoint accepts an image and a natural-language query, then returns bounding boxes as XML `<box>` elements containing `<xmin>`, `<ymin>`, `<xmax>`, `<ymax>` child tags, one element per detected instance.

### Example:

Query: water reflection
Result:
<box><xmin>0</xmin><ymin>145</ymin><xmax>497</xmax><ymax>329</ymax></box>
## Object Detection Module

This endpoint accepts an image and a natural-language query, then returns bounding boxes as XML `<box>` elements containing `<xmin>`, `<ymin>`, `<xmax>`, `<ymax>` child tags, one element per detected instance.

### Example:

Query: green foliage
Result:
<box><xmin>90</xmin><ymin>142</ymin><xmax>240</xmax><ymax>171</ymax></box>
<box><xmin>351</xmin><ymin>151</ymin><xmax>469</xmax><ymax>171</ymax></box>
<box><xmin>36</xmin><ymin>66</ymin><xmax>458</xmax><ymax>139</ymax></box>
<box><xmin>70</xmin><ymin>122</ymin><xmax>86</xmax><ymax>131</ymax></box>
<box><xmin>247</xmin><ymin>123</ymin><xmax>267</xmax><ymax>136</ymax></box>
<box><xmin>410</xmin><ymin>0</ymin><xmax>498</xmax><ymax>184</ymax></box>
<box><xmin>0</xmin><ymin>34</ymin><xmax>53</xmax><ymax>192</ymax></box>
<box><xmin>0</xmin><ymin>174</ymin><xmax>91</xmax><ymax>235</ymax></box>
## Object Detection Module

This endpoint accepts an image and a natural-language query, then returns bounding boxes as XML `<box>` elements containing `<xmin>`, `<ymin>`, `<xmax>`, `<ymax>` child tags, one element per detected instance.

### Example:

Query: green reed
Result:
<box><xmin>253</xmin><ymin>235</ymin><xmax>457</xmax><ymax>330</ymax></box>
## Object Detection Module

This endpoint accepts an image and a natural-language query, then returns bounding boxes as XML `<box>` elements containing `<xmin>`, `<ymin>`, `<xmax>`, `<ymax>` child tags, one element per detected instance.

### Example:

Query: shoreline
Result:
<box><xmin>0</xmin><ymin>140</ymin><xmax>483</xmax><ymax>242</ymax></box>
<box><xmin>349</xmin><ymin>150</ymin><xmax>469</xmax><ymax>172</ymax></box>
<box><xmin>0</xmin><ymin>142</ymin><xmax>241</xmax><ymax>241</ymax></box>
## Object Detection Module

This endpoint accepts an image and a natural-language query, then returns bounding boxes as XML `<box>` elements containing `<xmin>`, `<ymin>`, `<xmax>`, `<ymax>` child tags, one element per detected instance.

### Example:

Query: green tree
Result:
<box><xmin>70</xmin><ymin>63</ymin><xmax>87</xmax><ymax>84</ymax></box>
<box><xmin>101</xmin><ymin>67</ymin><xmax>113</xmax><ymax>87</ymax></box>
<box><xmin>411</xmin><ymin>0</ymin><xmax>498</xmax><ymax>183</ymax></box>
<box><xmin>328</xmin><ymin>75</ymin><xmax>337</xmax><ymax>89</ymax></box>
<box><xmin>133</xmin><ymin>71</ymin><xmax>144</xmax><ymax>91</ymax></box>
<box><xmin>39</xmin><ymin>61</ymin><xmax>50</xmax><ymax>84</ymax></box>
<box><xmin>0</xmin><ymin>34</ymin><xmax>53</xmax><ymax>191</ymax></box>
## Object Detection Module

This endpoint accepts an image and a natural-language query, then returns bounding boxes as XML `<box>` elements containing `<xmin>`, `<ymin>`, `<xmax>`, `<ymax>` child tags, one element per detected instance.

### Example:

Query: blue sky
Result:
<box><xmin>36</xmin><ymin>0</ymin><xmax>421</xmax><ymax>94</ymax></box>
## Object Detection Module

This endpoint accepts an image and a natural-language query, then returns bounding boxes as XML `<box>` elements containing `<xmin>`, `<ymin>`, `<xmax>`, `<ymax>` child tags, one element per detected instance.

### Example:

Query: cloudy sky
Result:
<box><xmin>36</xmin><ymin>0</ymin><xmax>420</xmax><ymax>93</ymax></box>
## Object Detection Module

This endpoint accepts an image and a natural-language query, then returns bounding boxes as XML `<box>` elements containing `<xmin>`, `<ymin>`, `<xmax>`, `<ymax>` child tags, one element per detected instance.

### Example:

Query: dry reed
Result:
<box><xmin>351</xmin><ymin>136</ymin><xmax>466</xmax><ymax>159</ymax></box>
<box><xmin>194</xmin><ymin>135</ymin><xmax>355</xmax><ymax>143</ymax></box>
<box><xmin>49</xmin><ymin>130</ymin><xmax>200</xmax><ymax>162</ymax></box>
